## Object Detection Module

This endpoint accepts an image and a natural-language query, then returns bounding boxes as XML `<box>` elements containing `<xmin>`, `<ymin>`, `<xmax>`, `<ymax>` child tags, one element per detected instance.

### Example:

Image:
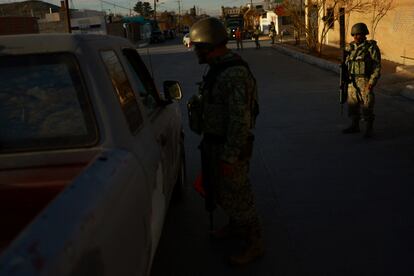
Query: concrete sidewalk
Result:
<box><xmin>271</xmin><ymin>43</ymin><xmax>414</xmax><ymax>100</ymax></box>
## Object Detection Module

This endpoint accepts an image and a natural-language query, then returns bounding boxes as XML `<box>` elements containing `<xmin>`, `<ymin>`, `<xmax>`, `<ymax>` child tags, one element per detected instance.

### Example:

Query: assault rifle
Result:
<box><xmin>199</xmin><ymin>141</ymin><xmax>216</xmax><ymax>232</ymax></box>
<box><xmin>339</xmin><ymin>48</ymin><xmax>349</xmax><ymax>115</ymax></box>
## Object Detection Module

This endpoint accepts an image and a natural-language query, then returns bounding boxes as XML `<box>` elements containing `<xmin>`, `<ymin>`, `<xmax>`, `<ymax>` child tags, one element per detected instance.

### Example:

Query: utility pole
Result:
<box><xmin>65</xmin><ymin>0</ymin><xmax>71</xmax><ymax>33</ymax></box>
<box><xmin>153</xmin><ymin>0</ymin><xmax>157</xmax><ymax>21</ymax></box>
<box><xmin>299</xmin><ymin>0</ymin><xmax>303</xmax><ymax>40</ymax></box>
<box><xmin>177</xmin><ymin>0</ymin><xmax>181</xmax><ymax>32</ymax></box>
<box><xmin>339</xmin><ymin>7</ymin><xmax>345</xmax><ymax>49</ymax></box>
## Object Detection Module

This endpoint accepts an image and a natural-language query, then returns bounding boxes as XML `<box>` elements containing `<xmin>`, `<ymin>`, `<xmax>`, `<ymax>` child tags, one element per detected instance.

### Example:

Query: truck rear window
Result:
<box><xmin>0</xmin><ymin>53</ymin><xmax>98</xmax><ymax>153</ymax></box>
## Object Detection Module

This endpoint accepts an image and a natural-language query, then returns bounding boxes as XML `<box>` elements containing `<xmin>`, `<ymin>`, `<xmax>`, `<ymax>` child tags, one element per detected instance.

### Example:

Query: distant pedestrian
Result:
<box><xmin>342</xmin><ymin>22</ymin><xmax>381</xmax><ymax>138</ymax></box>
<box><xmin>269</xmin><ymin>22</ymin><xmax>277</xmax><ymax>44</ymax></box>
<box><xmin>279</xmin><ymin>29</ymin><xmax>287</xmax><ymax>43</ymax></box>
<box><xmin>235</xmin><ymin>27</ymin><xmax>243</xmax><ymax>51</ymax></box>
<box><xmin>254</xmin><ymin>25</ymin><xmax>261</xmax><ymax>49</ymax></box>
<box><xmin>294</xmin><ymin>29</ymin><xmax>300</xmax><ymax>44</ymax></box>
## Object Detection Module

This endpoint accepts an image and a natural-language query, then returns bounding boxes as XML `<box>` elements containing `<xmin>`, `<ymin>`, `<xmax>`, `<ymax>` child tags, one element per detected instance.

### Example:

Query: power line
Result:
<box><xmin>222</xmin><ymin>0</ymin><xmax>244</xmax><ymax>3</ymax></box>
<box><xmin>99</xmin><ymin>0</ymin><xmax>130</xmax><ymax>11</ymax></box>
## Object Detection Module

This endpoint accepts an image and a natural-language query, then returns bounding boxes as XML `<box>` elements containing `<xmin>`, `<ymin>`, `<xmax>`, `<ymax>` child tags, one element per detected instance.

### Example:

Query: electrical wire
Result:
<box><xmin>98</xmin><ymin>0</ymin><xmax>130</xmax><ymax>11</ymax></box>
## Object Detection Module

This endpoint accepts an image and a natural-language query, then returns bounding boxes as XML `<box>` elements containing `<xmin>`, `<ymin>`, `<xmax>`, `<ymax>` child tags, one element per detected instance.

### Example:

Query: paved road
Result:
<box><xmin>140</xmin><ymin>39</ymin><xmax>414</xmax><ymax>276</ymax></box>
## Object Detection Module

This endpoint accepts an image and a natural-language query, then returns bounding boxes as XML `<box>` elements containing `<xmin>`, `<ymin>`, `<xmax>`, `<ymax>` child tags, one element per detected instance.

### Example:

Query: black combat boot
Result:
<box><xmin>342</xmin><ymin>119</ymin><xmax>360</xmax><ymax>134</ymax></box>
<box><xmin>364</xmin><ymin>121</ymin><xmax>374</xmax><ymax>138</ymax></box>
<box><xmin>228</xmin><ymin>225</ymin><xmax>264</xmax><ymax>266</ymax></box>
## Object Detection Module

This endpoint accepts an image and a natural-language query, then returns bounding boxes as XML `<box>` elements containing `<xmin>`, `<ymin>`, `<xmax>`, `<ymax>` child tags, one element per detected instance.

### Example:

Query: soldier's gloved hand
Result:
<box><xmin>219</xmin><ymin>160</ymin><xmax>235</xmax><ymax>177</ymax></box>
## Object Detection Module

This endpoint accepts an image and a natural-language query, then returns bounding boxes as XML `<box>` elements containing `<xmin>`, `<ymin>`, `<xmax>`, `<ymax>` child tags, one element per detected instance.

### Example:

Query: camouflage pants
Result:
<box><xmin>347</xmin><ymin>77</ymin><xmax>375</xmax><ymax>122</ymax></box>
<box><xmin>201</xmin><ymin>139</ymin><xmax>260</xmax><ymax>230</ymax></box>
<box><xmin>236</xmin><ymin>39</ymin><xmax>243</xmax><ymax>50</ymax></box>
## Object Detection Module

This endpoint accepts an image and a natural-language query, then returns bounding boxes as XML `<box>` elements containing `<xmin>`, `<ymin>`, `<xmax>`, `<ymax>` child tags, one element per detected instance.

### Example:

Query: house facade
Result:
<box><xmin>260</xmin><ymin>0</ymin><xmax>302</xmax><ymax>35</ymax></box>
<box><xmin>314</xmin><ymin>0</ymin><xmax>414</xmax><ymax>65</ymax></box>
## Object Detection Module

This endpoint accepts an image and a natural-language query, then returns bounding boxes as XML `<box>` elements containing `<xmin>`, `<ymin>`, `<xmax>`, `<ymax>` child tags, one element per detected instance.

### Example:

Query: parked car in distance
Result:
<box><xmin>163</xmin><ymin>29</ymin><xmax>176</xmax><ymax>39</ymax></box>
<box><xmin>183</xmin><ymin>33</ymin><xmax>191</xmax><ymax>47</ymax></box>
<box><xmin>150</xmin><ymin>29</ymin><xmax>165</xmax><ymax>43</ymax></box>
<box><xmin>0</xmin><ymin>34</ymin><xmax>185</xmax><ymax>276</ymax></box>
<box><xmin>182</xmin><ymin>26</ymin><xmax>189</xmax><ymax>35</ymax></box>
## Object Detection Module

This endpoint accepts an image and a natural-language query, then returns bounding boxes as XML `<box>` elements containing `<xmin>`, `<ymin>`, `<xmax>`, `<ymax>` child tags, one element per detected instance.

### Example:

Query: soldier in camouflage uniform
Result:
<box><xmin>343</xmin><ymin>22</ymin><xmax>381</xmax><ymax>138</ymax></box>
<box><xmin>187</xmin><ymin>17</ymin><xmax>263</xmax><ymax>265</ymax></box>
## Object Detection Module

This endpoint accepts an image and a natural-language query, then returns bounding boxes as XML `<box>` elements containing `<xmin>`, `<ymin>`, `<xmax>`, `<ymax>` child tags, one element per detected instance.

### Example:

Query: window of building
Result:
<box><xmin>101</xmin><ymin>50</ymin><xmax>143</xmax><ymax>134</ymax></box>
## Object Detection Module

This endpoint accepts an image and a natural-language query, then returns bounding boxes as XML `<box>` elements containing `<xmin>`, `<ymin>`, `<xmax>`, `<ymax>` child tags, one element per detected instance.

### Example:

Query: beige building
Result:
<box><xmin>314</xmin><ymin>0</ymin><xmax>414</xmax><ymax>65</ymax></box>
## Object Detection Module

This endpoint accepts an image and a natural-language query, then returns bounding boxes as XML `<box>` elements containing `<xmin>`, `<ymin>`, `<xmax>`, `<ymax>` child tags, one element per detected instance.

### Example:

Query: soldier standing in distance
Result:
<box><xmin>254</xmin><ymin>24</ymin><xmax>261</xmax><ymax>49</ymax></box>
<box><xmin>187</xmin><ymin>17</ymin><xmax>263</xmax><ymax>265</ymax></box>
<box><xmin>269</xmin><ymin>21</ymin><xmax>277</xmax><ymax>44</ymax></box>
<box><xmin>343</xmin><ymin>22</ymin><xmax>381</xmax><ymax>138</ymax></box>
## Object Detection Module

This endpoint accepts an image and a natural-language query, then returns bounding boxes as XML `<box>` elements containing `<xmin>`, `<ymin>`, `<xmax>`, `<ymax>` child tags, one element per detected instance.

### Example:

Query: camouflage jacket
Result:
<box><xmin>345</xmin><ymin>40</ymin><xmax>381</xmax><ymax>87</ymax></box>
<box><xmin>199</xmin><ymin>51</ymin><xmax>258</xmax><ymax>164</ymax></box>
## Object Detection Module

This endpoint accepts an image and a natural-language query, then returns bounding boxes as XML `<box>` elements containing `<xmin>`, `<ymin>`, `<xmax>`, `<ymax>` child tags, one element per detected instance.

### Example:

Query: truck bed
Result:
<box><xmin>0</xmin><ymin>151</ymin><xmax>99</xmax><ymax>253</ymax></box>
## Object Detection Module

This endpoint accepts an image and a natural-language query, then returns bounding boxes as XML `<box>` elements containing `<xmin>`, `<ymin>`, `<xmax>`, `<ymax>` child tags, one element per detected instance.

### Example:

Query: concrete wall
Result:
<box><xmin>320</xmin><ymin>0</ymin><xmax>414</xmax><ymax>65</ymax></box>
<box><xmin>106</xmin><ymin>22</ymin><xmax>126</xmax><ymax>38</ymax></box>
<box><xmin>71</xmin><ymin>9</ymin><xmax>106</xmax><ymax>19</ymax></box>
<box><xmin>0</xmin><ymin>17</ymin><xmax>39</xmax><ymax>35</ymax></box>
<box><xmin>44</xmin><ymin>13</ymin><xmax>61</xmax><ymax>22</ymax></box>
<box><xmin>71</xmin><ymin>16</ymin><xmax>106</xmax><ymax>34</ymax></box>
<box><xmin>38</xmin><ymin>20</ymin><xmax>67</xmax><ymax>33</ymax></box>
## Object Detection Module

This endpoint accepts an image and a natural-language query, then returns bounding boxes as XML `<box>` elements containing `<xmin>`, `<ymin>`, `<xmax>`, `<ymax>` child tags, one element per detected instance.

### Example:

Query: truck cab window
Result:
<box><xmin>122</xmin><ymin>48</ymin><xmax>161</xmax><ymax>113</ymax></box>
<box><xmin>0</xmin><ymin>53</ymin><xmax>97</xmax><ymax>153</ymax></box>
<box><xmin>101</xmin><ymin>50</ymin><xmax>143</xmax><ymax>134</ymax></box>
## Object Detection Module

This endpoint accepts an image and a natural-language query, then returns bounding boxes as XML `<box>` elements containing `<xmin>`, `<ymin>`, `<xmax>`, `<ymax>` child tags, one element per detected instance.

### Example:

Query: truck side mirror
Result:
<box><xmin>163</xmin><ymin>80</ymin><xmax>182</xmax><ymax>101</ymax></box>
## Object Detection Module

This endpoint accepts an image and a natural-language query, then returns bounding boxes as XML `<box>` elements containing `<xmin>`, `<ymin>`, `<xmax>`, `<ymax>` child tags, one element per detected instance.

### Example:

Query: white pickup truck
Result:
<box><xmin>0</xmin><ymin>34</ymin><xmax>185</xmax><ymax>276</ymax></box>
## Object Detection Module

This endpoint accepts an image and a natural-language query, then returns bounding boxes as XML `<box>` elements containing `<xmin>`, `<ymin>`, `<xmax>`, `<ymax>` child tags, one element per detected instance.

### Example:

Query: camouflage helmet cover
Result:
<box><xmin>190</xmin><ymin>17</ymin><xmax>228</xmax><ymax>46</ymax></box>
<box><xmin>351</xmin><ymin>22</ymin><xmax>369</xmax><ymax>36</ymax></box>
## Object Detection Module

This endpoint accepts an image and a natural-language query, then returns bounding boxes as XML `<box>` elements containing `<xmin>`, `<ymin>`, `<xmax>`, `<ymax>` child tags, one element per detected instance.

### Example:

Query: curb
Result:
<box><xmin>401</xmin><ymin>83</ymin><xmax>414</xmax><ymax>100</ymax></box>
<box><xmin>271</xmin><ymin>44</ymin><xmax>414</xmax><ymax>101</ymax></box>
<box><xmin>272</xmin><ymin>44</ymin><xmax>340</xmax><ymax>74</ymax></box>
<box><xmin>137</xmin><ymin>42</ymin><xmax>149</xmax><ymax>48</ymax></box>
<box><xmin>396</xmin><ymin>65</ymin><xmax>414</xmax><ymax>77</ymax></box>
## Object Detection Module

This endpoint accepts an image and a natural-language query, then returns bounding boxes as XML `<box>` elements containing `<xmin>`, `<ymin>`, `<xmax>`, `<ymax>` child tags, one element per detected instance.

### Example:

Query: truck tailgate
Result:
<box><xmin>0</xmin><ymin>149</ymin><xmax>151</xmax><ymax>276</ymax></box>
<box><xmin>0</xmin><ymin>163</ymin><xmax>89</xmax><ymax>252</ymax></box>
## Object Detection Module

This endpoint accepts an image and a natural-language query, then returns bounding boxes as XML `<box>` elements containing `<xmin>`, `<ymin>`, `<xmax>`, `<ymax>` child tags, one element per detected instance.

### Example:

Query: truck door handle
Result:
<box><xmin>157</xmin><ymin>134</ymin><xmax>167</xmax><ymax>147</ymax></box>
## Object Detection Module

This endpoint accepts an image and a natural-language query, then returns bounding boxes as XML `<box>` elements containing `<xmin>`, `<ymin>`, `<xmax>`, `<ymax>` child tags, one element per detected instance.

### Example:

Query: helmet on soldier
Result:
<box><xmin>189</xmin><ymin>17</ymin><xmax>228</xmax><ymax>47</ymax></box>
<box><xmin>351</xmin><ymin>23</ymin><xmax>369</xmax><ymax>36</ymax></box>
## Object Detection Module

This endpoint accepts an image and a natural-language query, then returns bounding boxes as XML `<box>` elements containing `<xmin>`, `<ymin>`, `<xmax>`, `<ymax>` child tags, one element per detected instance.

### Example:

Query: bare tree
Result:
<box><xmin>284</xmin><ymin>0</ymin><xmax>370</xmax><ymax>54</ymax></box>
<box><xmin>283</xmin><ymin>0</ymin><xmax>317</xmax><ymax>51</ymax></box>
<box><xmin>318</xmin><ymin>0</ymin><xmax>370</xmax><ymax>53</ymax></box>
<box><xmin>370</xmin><ymin>0</ymin><xmax>394</xmax><ymax>39</ymax></box>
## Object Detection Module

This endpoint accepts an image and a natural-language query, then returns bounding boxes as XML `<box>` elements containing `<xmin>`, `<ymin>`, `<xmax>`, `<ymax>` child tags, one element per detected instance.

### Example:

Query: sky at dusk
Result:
<box><xmin>0</xmin><ymin>0</ymin><xmax>252</xmax><ymax>15</ymax></box>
